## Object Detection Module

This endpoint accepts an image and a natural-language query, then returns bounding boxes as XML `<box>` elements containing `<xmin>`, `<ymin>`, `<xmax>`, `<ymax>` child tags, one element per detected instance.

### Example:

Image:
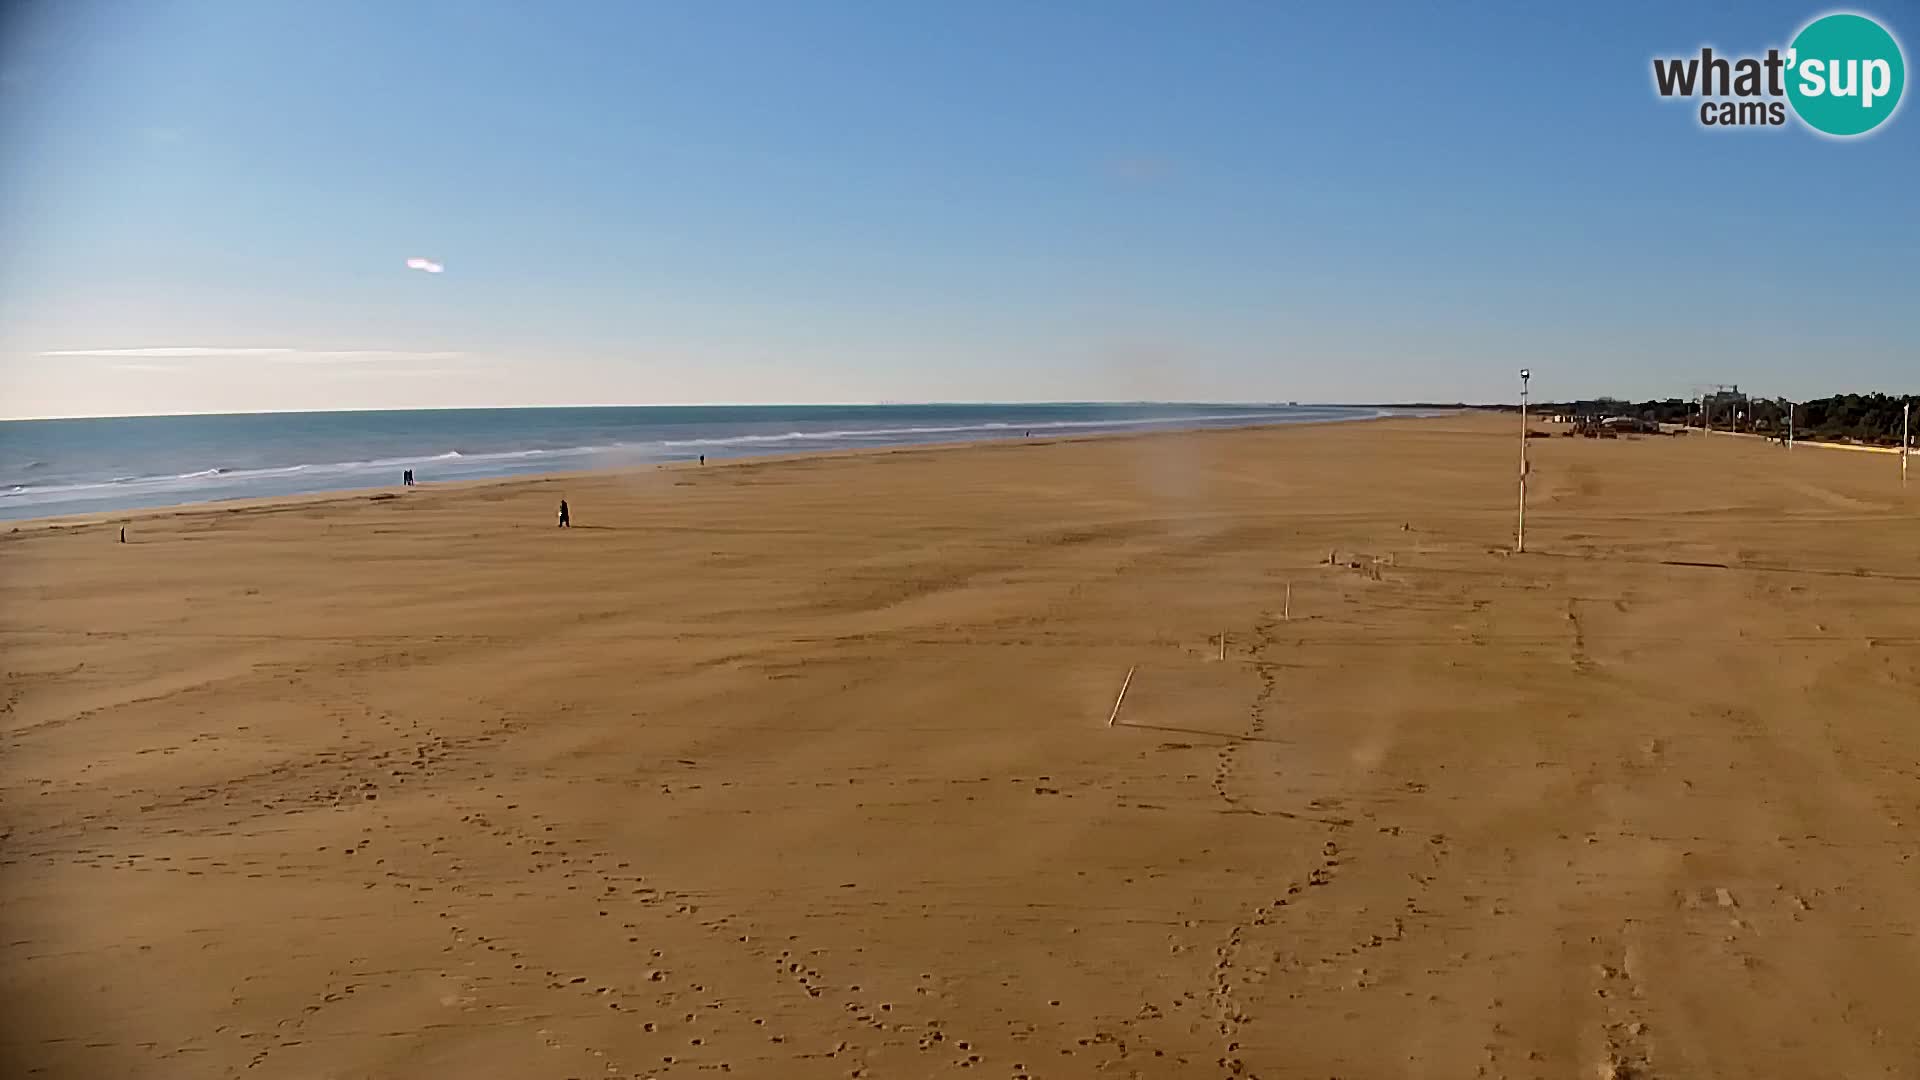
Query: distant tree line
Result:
<box><xmin>1784</xmin><ymin>394</ymin><xmax>1916</xmax><ymax>445</ymax></box>
<box><xmin>1489</xmin><ymin>393</ymin><xmax>1916</xmax><ymax>446</ymax></box>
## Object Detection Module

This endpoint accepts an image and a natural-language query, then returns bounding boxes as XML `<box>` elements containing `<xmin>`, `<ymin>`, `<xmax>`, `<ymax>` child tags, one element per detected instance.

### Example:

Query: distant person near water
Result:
<box><xmin>699</xmin><ymin>455</ymin><xmax>705</xmax><ymax>466</ymax></box>
<box><xmin>402</xmin><ymin>469</ymin><xmax>414</xmax><ymax>486</ymax></box>
<box><xmin>557</xmin><ymin>499</ymin><xmax>570</xmax><ymax>528</ymax></box>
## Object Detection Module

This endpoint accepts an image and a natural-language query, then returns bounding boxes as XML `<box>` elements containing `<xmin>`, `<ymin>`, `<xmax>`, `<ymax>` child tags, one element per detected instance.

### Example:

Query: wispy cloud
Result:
<box><xmin>48</xmin><ymin>346</ymin><xmax>464</xmax><ymax>365</ymax></box>
<box><xmin>406</xmin><ymin>257</ymin><xmax>445</xmax><ymax>274</ymax></box>
<box><xmin>268</xmin><ymin>350</ymin><xmax>464</xmax><ymax>365</ymax></box>
<box><xmin>44</xmin><ymin>347</ymin><xmax>293</xmax><ymax>358</ymax></box>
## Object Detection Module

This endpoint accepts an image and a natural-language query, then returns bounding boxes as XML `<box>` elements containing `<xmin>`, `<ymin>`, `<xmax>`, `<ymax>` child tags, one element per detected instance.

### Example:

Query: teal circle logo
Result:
<box><xmin>1786</xmin><ymin>13</ymin><xmax>1906</xmax><ymax>136</ymax></box>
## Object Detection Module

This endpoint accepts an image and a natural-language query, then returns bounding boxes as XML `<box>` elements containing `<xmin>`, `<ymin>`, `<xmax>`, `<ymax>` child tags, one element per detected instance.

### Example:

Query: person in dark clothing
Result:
<box><xmin>557</xmin><ymin>499</ymin><xmax>570</xmax><ymax>527</ymax></box>
<box><xmin>699</xmin><ymin>455</ymin><xmax>705</xmax><ymax>466</ymax></box>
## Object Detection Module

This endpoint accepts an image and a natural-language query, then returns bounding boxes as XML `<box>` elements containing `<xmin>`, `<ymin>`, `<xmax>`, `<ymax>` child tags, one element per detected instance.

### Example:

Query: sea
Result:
<box><xmin>0</xmin><ymin>403</ymin><xmax>1407</xmax><ymax>521</ymax></box>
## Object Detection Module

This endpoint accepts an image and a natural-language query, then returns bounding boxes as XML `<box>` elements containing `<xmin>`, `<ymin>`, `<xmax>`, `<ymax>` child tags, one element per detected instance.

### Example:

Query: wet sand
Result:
<box><xmin>4</xmin><ymin>413</ymin><xmax>1918</xmax><ymax>1078</ymax></box>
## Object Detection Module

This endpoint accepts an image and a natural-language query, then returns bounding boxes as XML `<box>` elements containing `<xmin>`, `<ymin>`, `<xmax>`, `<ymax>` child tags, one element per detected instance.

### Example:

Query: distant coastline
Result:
<box><xmin>1</xmin><ymin>402</ymin><xmax>1445</xmax><ymax>523</ymax></box>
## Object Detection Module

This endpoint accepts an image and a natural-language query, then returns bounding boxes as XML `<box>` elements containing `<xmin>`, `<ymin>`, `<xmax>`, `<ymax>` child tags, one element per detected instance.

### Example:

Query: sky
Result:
<box><xmin>1</xmin><ymin>0</ymin><xmax>1914</xmax><ymax>419</ymax></box>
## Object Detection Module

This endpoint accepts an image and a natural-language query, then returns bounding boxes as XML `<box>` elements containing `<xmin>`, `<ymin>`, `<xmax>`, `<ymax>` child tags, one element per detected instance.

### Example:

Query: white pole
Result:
<box><xmin>1788</xmin><ymin>400</ymin><xmax>1794</xmax><ymax>450</ymax></box>
<box><xmin>1284</xmin><ymin>582</ymin><xmax>1292</xmax><ymax>621</ymax></box>
<box><xmin>1105</xmin><ymin>665</ymin><xmax>1136</xmax><ymax>728</ymax></box>
<box><xmin>1517</xmin><ymin>369</ymin><xmax>1530</xmax><ymax>553</ymax></box>
<box><xmin>1904</xmin><ymin>401</ymin><xmax>1910</xmax><ymax>487</ymax></box>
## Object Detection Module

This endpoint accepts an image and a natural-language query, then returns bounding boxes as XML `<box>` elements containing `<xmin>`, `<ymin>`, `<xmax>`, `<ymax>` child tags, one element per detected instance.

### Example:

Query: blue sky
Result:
<box><xmin>1</xmin><ymin>0</ymin><xmax>1914</xmax><ymax>418</ymax></box>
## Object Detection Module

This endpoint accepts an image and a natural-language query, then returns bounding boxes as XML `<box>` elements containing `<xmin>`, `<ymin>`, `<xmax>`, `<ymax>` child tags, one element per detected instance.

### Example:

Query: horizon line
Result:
<box><xmin>0</xmin><ymin>400</ymin><xmax>1483</xmax><ymax>423</ymax></box>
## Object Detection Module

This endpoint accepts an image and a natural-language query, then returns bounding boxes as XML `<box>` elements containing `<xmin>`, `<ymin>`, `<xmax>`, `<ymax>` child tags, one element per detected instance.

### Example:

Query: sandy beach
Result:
<box><xmin>4</xmin><ymin>412</ymin><xmax>1918</xmax><ymax>1079</ymax></box>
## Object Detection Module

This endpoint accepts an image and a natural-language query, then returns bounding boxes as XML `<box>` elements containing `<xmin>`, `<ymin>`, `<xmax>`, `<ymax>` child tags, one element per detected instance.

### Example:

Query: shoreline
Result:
<box><xmin>2</xmin><ymin>410</ymin><xmax>1437</xmax><ymax>532</ymax></box>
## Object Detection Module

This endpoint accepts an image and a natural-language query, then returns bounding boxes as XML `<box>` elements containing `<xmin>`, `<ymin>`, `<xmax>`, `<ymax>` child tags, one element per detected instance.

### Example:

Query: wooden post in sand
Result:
<box><xmin>1284</xmin><ymin>582</ymin><xmax>1292</xmax><ymax>621</ymax></box>
<box><xmin>1106</xmin><ymin>666</ymin><xmax>1136</xmax><ymax>728</ymax></box>
<box><xmin>1218</xmin><ymin>633</ymin><xmax>1226</xmax><ymax>662</ymax></box>
<box><xmin>1516</xmin><ymin>368</ymin><xmax>1530</xmax><ymax>553</ymax></box>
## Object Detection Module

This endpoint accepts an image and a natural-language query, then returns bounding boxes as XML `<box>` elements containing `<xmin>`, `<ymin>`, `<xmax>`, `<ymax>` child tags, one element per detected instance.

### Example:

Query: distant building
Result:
<box><xmin>1704</xmin><ymin>386</ymin><xmax>1749</xmax><ymax>416</ymax></box>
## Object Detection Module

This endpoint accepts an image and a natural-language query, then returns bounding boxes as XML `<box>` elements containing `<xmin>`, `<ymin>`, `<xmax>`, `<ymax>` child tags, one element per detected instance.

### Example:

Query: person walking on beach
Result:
<box><xmin>557</xmin><ymin>499</ymin><xmax>570</xmax><ymax>528</ymax></box>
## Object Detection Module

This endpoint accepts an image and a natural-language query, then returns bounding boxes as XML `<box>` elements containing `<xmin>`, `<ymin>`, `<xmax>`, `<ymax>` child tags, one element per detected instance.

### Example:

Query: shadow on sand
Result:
<box><xmin>1114</xmin><ymin>721</ymin><xmax>1288</xmax><ymax>745</ymax></box>
<box><xmin>1526</xmin><ymin>548</ymin><xmax>1920</xmax><ymax>583</ymax></box>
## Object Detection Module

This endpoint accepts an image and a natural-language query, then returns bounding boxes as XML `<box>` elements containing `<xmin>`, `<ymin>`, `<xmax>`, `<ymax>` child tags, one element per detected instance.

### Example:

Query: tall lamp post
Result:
<box><xmin>1517</xmin><ymin>368</ymin><xmax>1531</xmax><ymax>553</ymax></box>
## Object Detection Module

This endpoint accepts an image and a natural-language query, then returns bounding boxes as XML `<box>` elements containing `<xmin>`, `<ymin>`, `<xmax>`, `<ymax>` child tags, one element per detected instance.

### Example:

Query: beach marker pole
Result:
<box><xmin>1219</xmin><ymin>633</ymin><xmax>1226</xmax><ymax>662</ymax></box>
<box><xmin>1903</xmin><ymin>401</ymin><xmax>1909</xmax><ymax>487</ymax></box>
<box><xmin>1516</xmin><ymin>368</ymin><xmax>1530</xmax><ymax>553</ymax></box>
<box><xmin>1106</xmin><ymin>665</ymin><xmax>1137</xmax><ymax>728</ymax></box>
<box><xmin>1284</xmin><ymin>582</ymin><xmax>1292</xmax><ymax>621</ymax></box>
<box><xmin>1788</xmin><ymin>401</ymin><xmax>1794</xmax><ymax>450</ymax></box>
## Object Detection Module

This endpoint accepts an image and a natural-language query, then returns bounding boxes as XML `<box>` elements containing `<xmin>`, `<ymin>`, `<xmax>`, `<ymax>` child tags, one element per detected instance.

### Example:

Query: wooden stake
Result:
<box><xmin>1218</xmin><ymin>633</ymin><xmax>1226</xmax><ymax>661</ymax></box>
<box><xmin>1284</xmin><ymin>582</ymin><xmax>1292</xmax><ymax>621</ymax></box>
<box><xmin>1106</xmin><ymin>665</ymin><xmax>1137</xmax><ymax>728</ymax></box>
